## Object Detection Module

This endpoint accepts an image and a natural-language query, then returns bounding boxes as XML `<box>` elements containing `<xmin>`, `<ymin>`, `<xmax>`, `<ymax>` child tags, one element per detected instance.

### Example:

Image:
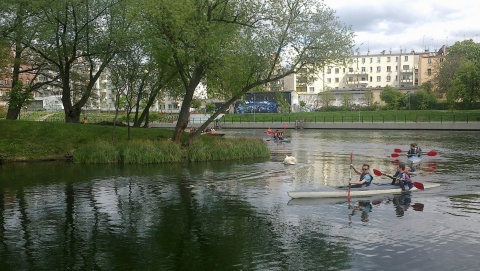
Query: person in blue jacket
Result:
<box><xmin>391</xmin><ymin>162</ymin><xmax>413</xmax><ymax>191</ymax></box>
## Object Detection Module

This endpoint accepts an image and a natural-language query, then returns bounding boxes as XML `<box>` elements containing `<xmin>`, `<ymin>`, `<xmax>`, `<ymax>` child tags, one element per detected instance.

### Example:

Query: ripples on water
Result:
<box><xmin>1</xmin><ymin>130</ymin><xmax>480</xmax><ymax>270</ymax></box>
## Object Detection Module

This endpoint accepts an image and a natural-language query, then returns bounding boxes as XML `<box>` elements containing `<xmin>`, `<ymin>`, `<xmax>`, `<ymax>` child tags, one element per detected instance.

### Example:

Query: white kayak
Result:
<box><xmin>287</xmin><ymin>183</ymin><xmax>440</xmax><ymax>199</ymax></box>
<box><xmin>407</xmin><ymin>156</ymin><xmax>422</xmax><ymax>164</ymax></box>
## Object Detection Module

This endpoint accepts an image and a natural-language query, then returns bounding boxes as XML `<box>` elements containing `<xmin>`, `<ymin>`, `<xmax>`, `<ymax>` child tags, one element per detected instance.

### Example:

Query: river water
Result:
<box><xmin>0</xmin><ymin>129</ymin><xmax>479</xmax><ymax>271</ymax></box>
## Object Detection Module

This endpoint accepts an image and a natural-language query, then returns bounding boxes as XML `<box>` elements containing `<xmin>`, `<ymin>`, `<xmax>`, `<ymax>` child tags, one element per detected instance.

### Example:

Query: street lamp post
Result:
<box><xmin>253</xmin><ymin>92</ymin><xmax>256</xmax><ymax>122</ymax></box>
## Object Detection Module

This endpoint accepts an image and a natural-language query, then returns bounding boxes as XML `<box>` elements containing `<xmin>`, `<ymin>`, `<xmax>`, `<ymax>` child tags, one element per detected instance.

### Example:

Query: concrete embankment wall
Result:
<box><xmin>151</xmin><ymin>121</ymin><xmax>480</xmax><ymax>131</ymax></box>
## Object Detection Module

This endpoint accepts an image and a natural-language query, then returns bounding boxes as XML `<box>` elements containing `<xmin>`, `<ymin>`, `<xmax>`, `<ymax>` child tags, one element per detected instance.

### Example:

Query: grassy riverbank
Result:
<box><xmin>0</xmin><ymin>120</ymin><xmax>269</xmax><ymax>163</ymax></box>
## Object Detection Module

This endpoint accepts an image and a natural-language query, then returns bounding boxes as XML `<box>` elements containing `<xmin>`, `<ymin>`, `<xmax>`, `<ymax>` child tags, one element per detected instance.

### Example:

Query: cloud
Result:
<box><xmin>323</xmin><ymin>0</ymin><xmax>480</xmax><ymax>54</ymax></box>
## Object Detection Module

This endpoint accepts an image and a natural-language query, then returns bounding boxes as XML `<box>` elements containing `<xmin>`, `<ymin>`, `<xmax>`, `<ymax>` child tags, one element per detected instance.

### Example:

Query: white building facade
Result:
<box><xmin>285</xmin><ymin>49</ymin><xmax>426</xmax><ymax>109</ymax></box>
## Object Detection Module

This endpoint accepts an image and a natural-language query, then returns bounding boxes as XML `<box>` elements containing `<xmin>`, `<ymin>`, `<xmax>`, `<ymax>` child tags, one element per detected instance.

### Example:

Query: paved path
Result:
<box><xmin>35</xmin><ymin>114</ymin><xmax>54</xmax><ymax>121</ymax></box>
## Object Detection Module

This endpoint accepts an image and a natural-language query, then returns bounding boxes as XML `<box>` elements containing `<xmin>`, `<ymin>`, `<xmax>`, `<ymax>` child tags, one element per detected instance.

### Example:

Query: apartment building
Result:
<box><xmin>417</xmin><ymin>45</ymin><xmax>448</xmax><ymax>86</ymax></box>
<box><xmin>284</xmin><ymin>48</ymin><xmax>441</xmax><ymax>109</ymax></box>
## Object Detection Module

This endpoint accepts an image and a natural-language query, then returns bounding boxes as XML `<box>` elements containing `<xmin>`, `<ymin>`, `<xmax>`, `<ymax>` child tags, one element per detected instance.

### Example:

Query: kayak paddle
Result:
<box><xmin>372</xmin><ymin>169</ymin><xmax>424</xmax><ymax>190</ymax></box>
<box><xmin>391</xmin><ymin>150</ymin><xmax>438</xmax><ymax>158</ymax></box>
<box><xmin>348</xmin><ymin>152</ymin><xmax>352</xmax><ymax>202</ymax></box>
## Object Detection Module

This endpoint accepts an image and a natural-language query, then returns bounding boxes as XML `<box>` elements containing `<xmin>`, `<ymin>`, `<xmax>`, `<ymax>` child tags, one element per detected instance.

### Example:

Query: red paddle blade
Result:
<box><xmin>412</xmin><ymin>182</ymin><xmax>424</xmax><ymax>190</ymax></box>
<box><xmin>394</xmin><ymin>148</ymin><xmax>403</xmax><ymax>153</ymax></box>
<box><xmin>373</xmin><ymin>169</ymin><xmax>383</xmax><ymax>176</ymax></box>
<box><xmin>426</xmin><ymin>151</ymin><xmax>437</xmax><ymax>156</ymax></box>
<box><xmin>350</xmin><ymin>152</ymin><xmax>353</xmax><ymax>161</ymax></box>
<box><xmin>391</xmin><ymin>153</ymin><xmax>400</xmax><ymax>158</ymax></box>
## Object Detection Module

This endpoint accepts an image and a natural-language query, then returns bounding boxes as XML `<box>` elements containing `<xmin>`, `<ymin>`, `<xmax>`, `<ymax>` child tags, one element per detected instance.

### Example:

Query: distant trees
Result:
<box><xmin>380</xmin><ymin>86</ymin><xmax>405</xmax><ymax>109</ymax></box>
<box><xmin>436</xmin><ymin>39</ymin><xmax>480</xmax><ymax>108</ymax></box>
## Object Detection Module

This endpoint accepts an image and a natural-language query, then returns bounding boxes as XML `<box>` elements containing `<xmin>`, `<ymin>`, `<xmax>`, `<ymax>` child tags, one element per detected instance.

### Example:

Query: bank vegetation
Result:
<box><xmin>0</xmin><ymin>120</ymin><xmax>270</xmax><ymax>163</ymax></box>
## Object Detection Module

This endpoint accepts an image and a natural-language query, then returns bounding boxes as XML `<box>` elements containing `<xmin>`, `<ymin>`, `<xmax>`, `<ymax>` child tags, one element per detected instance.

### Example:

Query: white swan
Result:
<box><xmin>283</xmin><ymin>155</ymin><xmax>297</xmax><ymax>165</ymax></box>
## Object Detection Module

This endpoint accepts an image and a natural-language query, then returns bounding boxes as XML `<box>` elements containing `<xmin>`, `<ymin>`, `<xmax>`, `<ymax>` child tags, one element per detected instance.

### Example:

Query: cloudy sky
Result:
<box><xmin>322</xmin><ymin>0</ymin><xmax>480</xmax><ymax>55</ymax></box>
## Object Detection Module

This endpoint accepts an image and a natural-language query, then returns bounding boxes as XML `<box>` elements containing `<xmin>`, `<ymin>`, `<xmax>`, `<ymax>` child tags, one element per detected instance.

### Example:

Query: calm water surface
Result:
<box><xmin>1</xmin><ymin>129</ymin><xmax>479</xmax><ymax>271</ymax></box>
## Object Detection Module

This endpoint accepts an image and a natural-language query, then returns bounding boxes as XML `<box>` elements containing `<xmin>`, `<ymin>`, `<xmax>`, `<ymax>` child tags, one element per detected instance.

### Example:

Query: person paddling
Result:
<box><xmin>391</xmin><ymin>162</ymin><xmax>413</xmax><ymax>191</ymax></box>
<box><xmin>407</xmin><ymin>143</ymin><xmax>422</xmax><ymax>158</ymax></box>
<box><xmin>349</xmin><ymin>164</ymin><xmax>373</xmax><ymax>188</ymax></box>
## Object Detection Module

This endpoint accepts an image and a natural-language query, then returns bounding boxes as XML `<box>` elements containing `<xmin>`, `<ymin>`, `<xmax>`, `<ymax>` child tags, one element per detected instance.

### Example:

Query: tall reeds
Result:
<box><xmin>74</xmin><ymin>137</ymin><xmax>269</xmax><ymax>164</ymax></box>
<box><xmin>187</xmin><ymin>137</ymin><xmax>270</xmax><ymax>162</ymax></box>
<box><xmin>74</xmin><ymin>139</ymin><xmax>183</xmax><ymax>164</ymax></box>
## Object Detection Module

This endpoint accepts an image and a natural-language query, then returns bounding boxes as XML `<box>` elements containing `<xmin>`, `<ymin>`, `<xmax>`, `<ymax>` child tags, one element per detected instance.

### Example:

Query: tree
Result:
<box><xmin>26</xmin><ymin>0</ymin><xmax>131</xmax><ymax>123</ymax></box>
<box><xmin>380</xmin><ymin>85</ymin><xmax>404</xmax><ymax>109</ymax></box>
<box><xmin>436</xmin><ymin>39</ymin><xmax>480</xmax><ymax>103</ymax></box>
<box><xmin>411</xmin><ymin>89</ymin><xmax>437</xmax><ymax>110</ymax></box>
<box><xmin>362</xmin><ymin>90</ymin><xmax>374</xmax><ymax>106</ymax></box>
<box><xmin>136</xmin><ymin>0</ymin><xmax>354</xmax><ymax>144</ymax></box>
<box><xmin>139</xmin><ymin>0</ymin><xmax>353</xmax><ymax>144</ymax></box>
<box><xmin>451</xmin><ymin>60</ymin><xmax>480</xmax><ymax>106</ymax></box>
<box><xmin>0</xmin><ymin>0</ymin><xmax>54</xmax><ymax>120</ymax></box>
<box><xmin>319</xmin><ymin>90</ymin><xmax>335</xmax><ymax>108</ymax></box>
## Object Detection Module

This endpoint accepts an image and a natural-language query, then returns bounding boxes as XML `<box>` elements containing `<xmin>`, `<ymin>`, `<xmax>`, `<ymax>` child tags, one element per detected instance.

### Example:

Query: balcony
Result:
<box><xmin>346</xmin><ymin>70</ymin><xmax>368</xmax><ymax>75</ymax></box>
<box><xmin>345</xmin><ymin>80</ymin><xmax>369</xmax><ymax>87</ymax></box>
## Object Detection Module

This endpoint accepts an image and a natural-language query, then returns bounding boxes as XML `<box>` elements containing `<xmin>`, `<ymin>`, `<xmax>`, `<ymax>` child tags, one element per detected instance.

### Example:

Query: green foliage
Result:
<box><xmin>319</xmin><ymin>90</ymin><xmax>335</xmax><ymax>108</ymax></box>
<box><xmin>191</xmin><ymin>99</ymin><xmax>201</xmax><ymax>109</ymax></box>
<box><xmin>5</xmin><ymin>81</ymin><xmax>33</xmax><ymax>110</ymax></box>
<box><xmin>438</xmin><ymin>39</ymin><xmax>480</xmax><ymax>103</ymax></box>
<box><xmin>187</xmin><ymin>137</ymin><xmax>269</xmax><ymax>162</ymax></box>
<box><xmin>0</xmin><ymin>120</ymin><xmax>270</xmax><ymax>163</ymax></box>
<box><xmin>380</xmin><ymin>86</ymin><xmax>405</xmax><ymax>109</ymax></box>
<box><xmin>75</xmin><ymin>139</ymin><xmax>183</xmax><ymax>164</ymax></box>
<box><xmin>451</xmin><ymin>60</ymin><xmax>480</xmax><ymax>105</ymax></box>
<box><xmin>205</xmin><ymin>103</ymin><xmax>216</xmax><ymax>114</ymax></box>
<box><xmin>411</xmin><ymin>90</ymin><xmax>437</xmax><ymax>110</ymax></box>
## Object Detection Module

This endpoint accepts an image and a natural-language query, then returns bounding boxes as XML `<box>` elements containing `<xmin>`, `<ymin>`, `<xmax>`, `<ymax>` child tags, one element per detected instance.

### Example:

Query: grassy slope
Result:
<box><xmin>0</xmin><ymin>120</ymin><xmax>174</xmax><ymax>160</ymax></box>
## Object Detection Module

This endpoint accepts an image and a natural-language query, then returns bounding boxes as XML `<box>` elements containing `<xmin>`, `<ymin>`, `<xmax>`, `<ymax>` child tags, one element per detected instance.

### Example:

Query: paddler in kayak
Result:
<box><xmin>407</xmin><ymin>143</ymin><xmax>422</xmax><ymax>158</ymax></box>
<box><xmin>391</xmin><ymin>162</ymin><xmax>413</xmax><ymax>191</ymax></box>
<box><xmin>349</xmin><ymin>164</ymin><xmax>373</xmax><ymax>188</ymax></box>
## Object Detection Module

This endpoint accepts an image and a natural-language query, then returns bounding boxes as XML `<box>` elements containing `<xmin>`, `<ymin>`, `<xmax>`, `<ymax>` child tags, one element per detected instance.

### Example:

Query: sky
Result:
<box><xmin>322</xmin><ymin>0</ymin><xmax>480</xmax><ymax>55</ymax></box>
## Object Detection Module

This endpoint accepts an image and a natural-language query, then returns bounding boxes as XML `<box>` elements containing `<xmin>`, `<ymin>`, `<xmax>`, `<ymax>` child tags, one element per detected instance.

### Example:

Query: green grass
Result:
<box><xmin>0</xmin><ymin>120</ymin><xmax>270</xmax><ymax>163</ymax></box>
<box><xmin>221</xmin><ymin>109</ymin><xmax>480</xmax><ymax>123</ymax></box>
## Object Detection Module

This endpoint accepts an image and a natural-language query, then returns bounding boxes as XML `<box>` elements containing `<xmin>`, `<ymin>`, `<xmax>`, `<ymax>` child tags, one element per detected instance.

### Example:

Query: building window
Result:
<box><xmin>370</xmin><ymin>58</ymin><xmax>373</xmax><ymax>63</ymax></box>
<box><xmin>403</xmin><ymin>65</ymin><xmax>409</xmax><ymax>71</ymax></box>
<box><xmin>327</xmin><ymin>78</ymin><xmax>331</xmax><ymax>83</ymax></box>
<box><xmin>440</xmin><ymin>58</ymin><xmax>444</xmax><ymax>63</ymax></box>
<box><xmin>377</xmin><ymin>57</ymin><xmax>381</xmax><ymax>63</ymax></box>
<box><xmin>369</xmin><ymin>76</ymin><xmax>372</xmax><ymax>82</ymax></box>
<box><xmin>362</xmin><ymin>58</ymin><xmax>365</xmax><ymax>64</ymax></box>
<box><xmin>377</xmin><ymin>66</ymin><xmax>381</xmax><ymax>72</ymax></box>
<box><xmin>335</xmin><ymin>68</ymin><xmax>339</xmax><ymax>74</ymax></box>
<box><xmin>427</xmin><ymin>69</ymin><xmax>432</xmax><ymax>75</ymax></box>
<box><xmin>309</xmin><ymin>87</ymin><xmax>315</xmax><ymax>92</ymax></box>
<box><xmin>348</xmin><ymin>77</ymin><xmax>353</xmax><ymax>82</ymax></box>
<box><xmin>396</xmin><ymin>57</ymin><xmax>398</xmax><ymax>62</ymax></box>
<box><xmin>387</xmin><ymin>66</ymin><xmax>391</xmax><ymax>72</ymax></box>
<box><xmin>335</xmin><ymin>78</ymin><xmax>339</xmax><ymax>83</ymax></box>
<box><xmin>404</xmin><ymin>56</ymin><xmax>408</xmax><ymax>61</ymax></box>
<box><xmin>376</xmin><ymin>76</ymin><xmax>381</xmax><ymax>82</ymax></box>
<box><xmin>386</xmin><ymin>75</ymin><xmax>391</xmax><ymax>82</ymax></box>
<box><xmin>387</xmin><ymin>57</ymin><xmax>391</xmax><ymax>62</ymax></box>
<box><xmin>361</xmin><ymin>67</ymin><xmax>366</xmax><ymax>72</ymax></box>
<box><xmin>369</xmin><ymin>67</ymin><xmax>373</xmax><ymax>72</ymax></box>
<box><xmin>327</xmin><ymin>68</ymin><xmax>331</xmax><ymax>74</ymax></box>
<box><xmin>427</xmin><ymin>58</ymin><xmax>432</xmax><ymax>64</ymax></box>
<box><xmin>349</xmin><ymin>67</ymin><xmax>353</xmax><ymax>72</ymax></box>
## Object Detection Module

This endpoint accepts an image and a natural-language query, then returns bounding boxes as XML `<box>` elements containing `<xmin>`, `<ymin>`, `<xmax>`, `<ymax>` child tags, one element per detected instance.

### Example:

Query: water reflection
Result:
<box><xmin>1</xmin><ymin>130</ymin><xmax>480</xmax><ymax>270</ymax></box>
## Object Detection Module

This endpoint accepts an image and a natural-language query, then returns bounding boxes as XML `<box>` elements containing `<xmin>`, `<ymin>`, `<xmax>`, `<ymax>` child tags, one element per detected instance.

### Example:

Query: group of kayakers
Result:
<box><xmin>349</xmin><ymin>143</ymin><xmax>422</xmax><ymax>191</ymax></box>
<box><xmin>267</xmin><ymin>127</ymin><xmax>284</xmax><ymax>140</ymax></box>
